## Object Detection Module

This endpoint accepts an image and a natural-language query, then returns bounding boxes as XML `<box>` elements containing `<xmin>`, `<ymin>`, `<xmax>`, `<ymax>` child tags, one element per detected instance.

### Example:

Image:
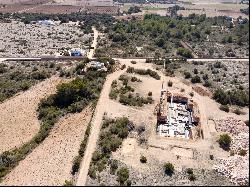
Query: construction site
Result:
<box><xmin>156</xmin><ymin>88</ymin><xmax>200</xmax><ymax>139</ymax></box>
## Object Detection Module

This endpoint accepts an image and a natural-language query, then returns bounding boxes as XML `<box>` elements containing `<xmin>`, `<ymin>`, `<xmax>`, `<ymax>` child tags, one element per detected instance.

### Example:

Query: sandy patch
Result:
<box><xmin>1</xmin><ymin>106</ymin><xmax>93</xmax><ymax>186</ymax></box>
<box><xmin>0</xmin><ymin>76</ymin><xmax>64</xmax><ymax>154</ymax></box>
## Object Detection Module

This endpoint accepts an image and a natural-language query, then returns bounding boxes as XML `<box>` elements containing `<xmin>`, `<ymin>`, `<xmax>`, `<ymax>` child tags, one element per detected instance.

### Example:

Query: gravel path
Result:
<box><xmin>0</xmin><ymin>76</ymin><xmax>63</xmax><ymax>154</ymax></box>
<box><xmin>1</xmin><ymin>106</ymin><xmax>93</xmax><ymax>186</ymax></box>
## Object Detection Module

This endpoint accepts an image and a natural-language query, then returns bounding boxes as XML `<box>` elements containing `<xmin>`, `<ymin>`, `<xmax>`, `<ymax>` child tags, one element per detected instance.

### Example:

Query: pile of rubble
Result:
<box><xmin>214</xmin><ymin>117</ymin><xmax>249</xmax><ymax>185</ymax></box>
<box><xmin>214</xmin><ymin>117</ymin><xmax>248</xmax><ymax>135</ymax></box>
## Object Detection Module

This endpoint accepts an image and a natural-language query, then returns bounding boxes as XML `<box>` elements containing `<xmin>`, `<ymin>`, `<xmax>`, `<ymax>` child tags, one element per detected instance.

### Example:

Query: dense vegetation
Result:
<box><xmin>109</xmin><ymin>74</ymin><xmax>153</xmax><ymax>107</ymax></box>
<box><xmin>213</xmin><ymin>88</ymin><xmax>249</xmax><ymax>107</ymax></box>
<box><xmin>218</xmin><ymin>133</ymin><xmax>232</xmax><ymax>151</ymax></box>
<box><xmin>88</xmin><ymin>117</ymin><xmax>133</xmax><ymax>185</ymax></box>
<box><xmin>0</xmin><ymin>62</ymin><xmax>57</xmax><ymax>103</ymax></box>
<box><xmin>126</xmin><ymin>66</ymin><xmax>161</xmax><ymax>80</ymax></box>
<box><xmin>0</xmin><ymin>12</ymin><xmax>115</xmax><ymax>34</ymax></box>
<box><xmin>126</xmin><ymin>6</ymin><xmax>142</xmax><ymax>15</ymax></box>
<box><xmin>97</xmin><ymin>13</ymin><xmax>249</xmax><ymax>58</ymax></box>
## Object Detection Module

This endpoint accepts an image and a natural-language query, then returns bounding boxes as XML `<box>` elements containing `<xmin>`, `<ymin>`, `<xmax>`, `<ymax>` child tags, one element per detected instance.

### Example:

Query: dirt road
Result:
<box><xmin>76</xmin><ymin>68</ymin><xmax>127</xmax><ymax>186</ymax></box>
<box><xmin>87</xmin><ymin>27</ymin><xmax>98</xmax><ymax>59</ymax></box>
<box><xmin>0</xmin><ymin>76</ymin><xmax>63</xmax><ymax>154</ymax></box>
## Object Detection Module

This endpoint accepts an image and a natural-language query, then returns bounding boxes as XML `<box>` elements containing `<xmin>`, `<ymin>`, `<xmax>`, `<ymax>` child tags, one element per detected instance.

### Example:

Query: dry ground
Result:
<box><xmin>0</xmin><ymin>76</ymin><xmax>64</xmax><ymax>154</ymax></box>
<box><xmin>1</xmin><ymin>107</ymin><xmax>93</xmax><ymax>186</ymax></box>
<box><xmin>87</xmin><ymin>58</ymin><xmax>249</xmax><ymax>185</ymax></box>
<box><xmin>0</xmin><ymin>21</ymin><xmax>90</xmax><ymax>57</ymax></box>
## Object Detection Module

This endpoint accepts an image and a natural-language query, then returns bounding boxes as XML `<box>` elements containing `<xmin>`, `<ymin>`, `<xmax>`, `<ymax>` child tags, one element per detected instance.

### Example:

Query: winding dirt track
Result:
<box><xmin>0</xmin><ymin>76</ymin><xmax>63</xmax><ymax>154</ymax></box>
<box><xmin>1</xmin><ymin>107</ymin><xmax>93</xmax><ymax>186</ymax></box>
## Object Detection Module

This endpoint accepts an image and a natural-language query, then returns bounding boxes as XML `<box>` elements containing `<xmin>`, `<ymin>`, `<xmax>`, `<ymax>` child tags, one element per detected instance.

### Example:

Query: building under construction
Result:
<box><xmin>155</xmin><ymin>85</ymin><xmax>200</xmax><ymax>139</ymax></box>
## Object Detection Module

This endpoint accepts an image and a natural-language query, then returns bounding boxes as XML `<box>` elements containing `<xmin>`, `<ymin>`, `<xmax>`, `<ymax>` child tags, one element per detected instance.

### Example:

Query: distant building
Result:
<box><xmin>71</xmin><ymin>50</ymin><xmax>82</xmax><ymax>56</ymax></box>
<box><xmin>37</xmin><ymin>20</ymin><xmax>55</xmax><ymax>26</ymax></box>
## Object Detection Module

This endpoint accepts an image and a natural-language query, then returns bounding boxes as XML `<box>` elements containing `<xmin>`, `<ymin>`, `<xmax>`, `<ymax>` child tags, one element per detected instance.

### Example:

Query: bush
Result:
<box><xmin>188</xmin><ymin>174</ymin><xmax>196</xmax><ymax>181</ymax></box>
<box><xmin>177</xmin><ymin>47</ymin><xmax>193</xmax><ymax>58</ymax></box>
<box><xmin>71</xmin><ymin>155</ymin><xmax>81</xmax><ymax>175</ymax></box>
<box><xmin>191</xmin><ymin>75</ymin><xmax>201</xmax><ymax>83</ymax></box>
<box><xmin>88</xmin><ymin>165</ymin><xmax>97</xmax><ymax>179</ymax></box>
<box><xmin>184</xmin><ymin>71</ymin><xmax>191</xmax><ymax>79</ymax></box>
<box><xmin>189</xmin><ymin>92</ymin><xmax>194</xmax><ymax>97</ymax></box>
<box><xmin>209</xmin><ymin>155</ymin><xmax>214</xmax><ymax>160</ymax></box>
<box><xmin>219</xmin><ymin>105</ymin><xmax>230</xmax><ymax>112</ymax></box>
<box><xmin>168</xmin><ymin>80</ymin><xmax>173</xmax><ymax>87</ymax></box>
<box><xmin>186</xmin><ymin>168</ymin><xmax>193</xmax><ymax>175</ymax></box>
<box><xmin>244</xmin><ymin>120</ymin><xmax>249</xmax><ymax>126</ymax></box>
<box><xmin>63</xmin><ymin>180</ymin><xmax>73</xmax><ymax>186</ymax></box>
<box><xmin>164</xmin><ymin>162</ymin><xmax>174</xmax><ymax>176</ymax></box>
<box><xmin>233</xmin><ymin>108</ymin><xmax>245</xmax><ymax>115</ymax></box>
<box><xmin>148</xmin><ymin>91</ymin><xmax>152</xmax><ymax>96</ymax></box>
<box><xmin>140</xmin><ymin>155</ymin><xmax>147</xmax><ymax>163</ymax></box>
<box><xmin>131</xmin><ymin>61</ymin><xmax>137</xmax><ymax>64</ymax></box>
<box><xmin>110</xmin><ymin>159</ymin><xmax>118</xmax><ymax>174</ymax></box>
<box><xmin>218</xmin><ymin>134</ymin><xmax>232</xmax><ymax>151</ymax></box>
<box><xmin>117</xmin><ymin>167</ymin><xmax>129</xmax><ymax>184</ymax></box>
<box><xmin>238</xmin><ymin>149</ymin><xmax>247</xmax><ymax>156</ymax></box>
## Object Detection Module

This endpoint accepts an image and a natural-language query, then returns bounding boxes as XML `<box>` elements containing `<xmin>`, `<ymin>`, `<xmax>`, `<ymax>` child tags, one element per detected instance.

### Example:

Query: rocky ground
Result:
<box><xmin>0</xmin><ymin>21</ymin><xmax>91</xmax><ymax>57</ymax></box>
<box><xmin>87</xmin><ymin>156</ymin><xmax>233</xmax><ymax>186</ymax></box>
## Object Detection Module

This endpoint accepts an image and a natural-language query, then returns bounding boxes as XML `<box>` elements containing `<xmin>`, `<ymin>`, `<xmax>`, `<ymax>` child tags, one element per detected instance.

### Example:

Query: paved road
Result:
<box><xmin>76</xmin><ymin>68</ymin><xmax>126</xmax><ymax>186</ymax></box>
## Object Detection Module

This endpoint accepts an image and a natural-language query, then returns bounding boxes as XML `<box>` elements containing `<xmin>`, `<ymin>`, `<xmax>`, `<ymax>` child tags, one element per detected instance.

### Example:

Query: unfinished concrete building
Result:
<box><xmin>156</xmin><ymin>86</ymin><xmax>200</xmax><ymax>139</ymax></box>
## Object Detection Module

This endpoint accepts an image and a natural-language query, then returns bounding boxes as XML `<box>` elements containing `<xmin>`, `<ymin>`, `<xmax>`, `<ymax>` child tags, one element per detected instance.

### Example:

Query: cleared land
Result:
<box><xmin>0</xmin><ymin>107</ymin><xmax>93</xmax><ymax>186</ymax></box>
<box><xmin>0</xmin><ymin>76</ymin><xmax>63</xmax><ymax>154</ymax></box>
<box><xmin>86</xmin><ymin>59</ymin><xmax>249</xmax><ymax>186</ymax></box>
<box><xmin>0</xmin><ymin>21</ymin><xmax>90</xmax><ymax>57</ymax></box>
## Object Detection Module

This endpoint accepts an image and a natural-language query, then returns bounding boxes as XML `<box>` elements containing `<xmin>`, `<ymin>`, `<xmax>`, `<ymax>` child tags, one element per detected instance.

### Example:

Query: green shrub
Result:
<box><xmin>177</xmin><ymin>47</ymin><xmax>193</xmax><ymax>58</ymax></box>
<box><xmin>219</xmin><ymin>105</ymin><xmax>230</xmax><ymax>112</ymax></box>
<box><xmin>131</xmin><ymin>61</ymin><xmax>137</xmax><ymax>64</ymax></box>
<box><xmin>164</xmin><ymin>162</ymin><xmax>174</xmax><ymax>176</ymax></box>
<box><xmin>186</xmin><ymin>168</ymin><xmax>193</xmax><ymax>175</ymax></box>
<box><xmin>238</xmin><ymin>149</ymin><xmax>247</xmax><ymax>156</ymax></box>
<box><xmin>184</xmin><ymin>71</ymin><xmax>191</xmax><ymax>79</ymax></box>
<box><xmin>71</xmin><ymin>155</ymin><xmax>81</xmax><ymax>175</ymax></box>
<box><xmin>218</xmin><ymin>134</ymin><xmax>232</xmax><ymax>151</ymax></box>
<box><xmin>140</xmin><ymin>155</ymin><xmax>147</xmax><ymax>163</ymax></box>
<box><xmin>117</xmin><ymin>167</ymin><xmax>129</xmax><ymax>185</ymax></box>
<box><xmin>110</xmin><ymin>159</ymin><xmax>119</xmax><ymax>174</ymax></box>
<box><xmin>88</xmin><ymin>165</ymin><xmax>97</xmax><ymax>179</ymax></box>
<box><xmin>188</xmin><ymin>174</ymin><xmax>196</xmax><ymax>181</ymax></box>
<box><xmin>168</xmin><ymin>80</ymin><xmax>173</xmax><ymax>87</ymax></box>
<box><xmin>148</xmin><ymin>91</ymin><xmax>152</xmax><ymax>96</ymax></box>
<box><xmin>191</xmin><ymin>75</ymin><xmax>201</xmax><ymax>83</ymax></box>
<box><xmin>63</xmin><ymin>180</ymin><xmax>73</xmax><ymax>186</ymax></box>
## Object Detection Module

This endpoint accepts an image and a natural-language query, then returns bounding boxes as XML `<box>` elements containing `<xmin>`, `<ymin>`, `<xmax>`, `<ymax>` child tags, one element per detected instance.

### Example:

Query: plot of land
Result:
<box><xmin>0</xmin><ymin>76</ymin><xmax>63</xmax><ymax>154</ymax></box>
<box><xmin>1</xmin><ymin>107</ymin><xmax>93</xmax><ymax>186</ymax></box>
<box><xmin>0</xmin><ymin>21</ymin><xmax>90</xmax><ymax>57</ymax></box>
